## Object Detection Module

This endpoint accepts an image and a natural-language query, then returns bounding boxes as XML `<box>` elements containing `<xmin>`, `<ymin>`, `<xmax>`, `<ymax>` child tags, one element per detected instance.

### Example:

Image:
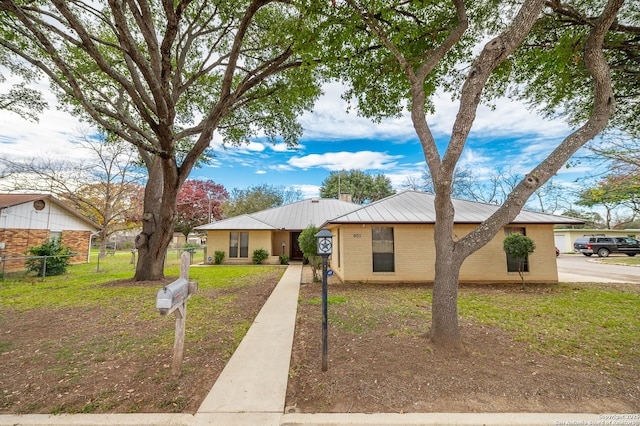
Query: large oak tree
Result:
<box><xmin>0</xmin><ymin>0</ymin><xmax>325</xmax><ymax>280</ymax></box>
<box><xmin>328</xmin><ymin>0</ymin><xmax>628</xmax><ymax>350</ymax></box>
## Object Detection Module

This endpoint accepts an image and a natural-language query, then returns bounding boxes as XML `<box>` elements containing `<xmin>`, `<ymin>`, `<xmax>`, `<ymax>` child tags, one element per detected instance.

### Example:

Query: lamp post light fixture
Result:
<box><xmin>315</xmin><ymin>228</ymin><xmax>333</xmax><ymax>371</ymax></box>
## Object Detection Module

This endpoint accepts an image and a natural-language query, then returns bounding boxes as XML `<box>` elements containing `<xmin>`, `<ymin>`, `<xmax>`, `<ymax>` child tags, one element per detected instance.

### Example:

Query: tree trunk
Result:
<box><xmin>430</xmin><ymin>256</ymin><xmax>464</xmax><ymax>351</ymax></box>
<box><xmin>428</xmin><ymin>191</ymin><xmax>466</xmax><ymax>351</ymax></box>
<box><xmin>133</xmin><ymin>157</ymin><xmax>180</xmax><ymax>281</ymax></box>
<box><xmin>98</xmin><ymin>236</ymin><xmax>107</xmax><ymax>260</ymax></box>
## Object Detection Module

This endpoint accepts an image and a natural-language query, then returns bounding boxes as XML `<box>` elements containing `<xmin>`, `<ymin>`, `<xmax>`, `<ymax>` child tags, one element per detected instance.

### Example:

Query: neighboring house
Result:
<box><xmin>0</xmin><ymin>194</ymin><xmax>100</xmax><ymax>272</ymax></box>
<box><xmin>198</xmin><ymin>191</ymin><xmax>583</xmax><ymax>283</ymax></box>
<box><xmin>554</xmin><ymin>228</ymin><xmax>640</xmax><ymax>253</ymax></box>
<box><xmin>171</xmin><ymin>232</ymin><xmax>204</xmax><ymax>247</ymax></box>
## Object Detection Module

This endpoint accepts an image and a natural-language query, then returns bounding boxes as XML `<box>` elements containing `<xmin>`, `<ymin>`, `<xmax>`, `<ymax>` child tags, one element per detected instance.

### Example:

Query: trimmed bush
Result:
<box><xmin>252</xmin><ymin>248</ymin><xmax>269</xmax><ymax>264</ymax></box>
<box><xmin>214</xmin><ymin>250</ymin><xmax>225</xmax><ymax>265</ymax></box>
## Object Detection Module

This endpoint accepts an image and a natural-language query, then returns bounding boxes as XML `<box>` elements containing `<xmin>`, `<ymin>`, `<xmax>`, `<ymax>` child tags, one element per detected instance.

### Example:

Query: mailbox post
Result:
<box><xmin>156</xmin><ymin>251</ymin><xmax>197</xmax><ymax>376</ymax></box>
<box><xmin>315</xmin><ymin>228</ymin><xmax>333</xmax><ymax>372</ymax></box>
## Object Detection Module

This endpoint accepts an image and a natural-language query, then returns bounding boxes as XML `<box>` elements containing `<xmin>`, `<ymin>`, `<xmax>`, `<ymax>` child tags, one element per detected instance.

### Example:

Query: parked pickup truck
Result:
<box><xmin>573</xmin><ymin>236</ymin><xmax>640</xmax><ymax>257</ymax></box>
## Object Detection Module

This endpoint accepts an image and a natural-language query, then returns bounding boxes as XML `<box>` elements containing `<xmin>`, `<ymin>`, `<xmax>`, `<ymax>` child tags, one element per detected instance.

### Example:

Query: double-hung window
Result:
<box><xmin>230</xmin><ymin>232</ymin><xmax>249</xmax><ymax>258</ymax></box>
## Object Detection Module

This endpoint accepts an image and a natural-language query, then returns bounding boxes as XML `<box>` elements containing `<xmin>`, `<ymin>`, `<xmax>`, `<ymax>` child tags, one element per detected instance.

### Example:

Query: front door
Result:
<box><xmin>291</xmin><ymin>232</ymin><xmax>304</xmax><ymax>260</ymax></box>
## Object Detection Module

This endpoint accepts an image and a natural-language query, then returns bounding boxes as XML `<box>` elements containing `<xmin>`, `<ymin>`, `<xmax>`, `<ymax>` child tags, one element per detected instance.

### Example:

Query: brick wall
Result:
<box><xmin>0</xmin><ymin>228</ymin><xmax>50</xmax><ymax>272</ymax></box>
<box><xmin>61</xmin><ymin>230</ymin><xmax>92</xmax><ymax>263</ymax></box>
<box><xmin>334</xmin><ymin>223</ymin><xmax>558</xmax><ymax>284</ymax></box>
<box><xmin>0</xmin><ymin>228</ymin><xmax>90</xmax><ymax>273</ymax></box>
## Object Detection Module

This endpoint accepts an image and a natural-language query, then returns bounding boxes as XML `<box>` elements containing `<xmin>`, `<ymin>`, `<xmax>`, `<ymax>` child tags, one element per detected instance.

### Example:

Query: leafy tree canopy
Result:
<box><xmin>222</xmin><ymin>184</ymin><xmax>303</xmax><ymax>217</ymax></box>
<box><xmin>0</xmin><ymin>46</ymin><xmax>47</xmax><ymax>121</ymax></box>
<box><xmin>319</xmin><ymin>169</ymin><xmax>395</xmax><ymax>204</ymax></box>
<box><xmin>0</xmin><ymin>0</ymin><xmax>329</xmax><ymax>280</ymax></box>
<box><xmin>560</xmin><ymin>208</ymin><xmax>605</xmax><ymax>229</ymax></box>
<box><xmin>175</xmin><ymin>179</ymin><xmax>228</xmax><ymax>239</ymax></box>
<box><xmin>496</xmin><ymin>0</ymin><xmax>639</xmax><ymax>136</ymax></box>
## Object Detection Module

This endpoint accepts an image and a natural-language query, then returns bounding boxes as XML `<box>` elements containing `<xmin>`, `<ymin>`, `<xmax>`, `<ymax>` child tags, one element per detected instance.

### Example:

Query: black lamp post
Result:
<box><xmin>315</xmin><ymin>227</ymin><xmax>333</xmax><ymax>371</ymax></box>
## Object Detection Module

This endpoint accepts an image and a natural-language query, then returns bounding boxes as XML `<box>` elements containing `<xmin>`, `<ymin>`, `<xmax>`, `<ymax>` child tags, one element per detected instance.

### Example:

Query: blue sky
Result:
<box><xmin>0</xmin><ymin>80</ymin><xmax>591</xmax><ymax>201</ymax></box>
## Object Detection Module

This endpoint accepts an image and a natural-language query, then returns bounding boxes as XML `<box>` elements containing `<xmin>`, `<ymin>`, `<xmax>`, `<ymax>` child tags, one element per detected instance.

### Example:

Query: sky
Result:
<box><xmin>0</xmin><ymin>79</ymin><xmax>593</xmax><ymax>203</ymax></box>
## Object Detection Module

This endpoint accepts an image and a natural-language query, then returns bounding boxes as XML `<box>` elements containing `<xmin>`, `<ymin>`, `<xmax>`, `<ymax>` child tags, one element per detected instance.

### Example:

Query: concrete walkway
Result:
<box><xmin>194</xmin><ymin>263</ymin><xmax>302</xmax><ymax>425</ymax></box>
<box><xmin>0</xmin><ymin>264</ymin><xmax>617</xmax><ymax>426</ymax></box>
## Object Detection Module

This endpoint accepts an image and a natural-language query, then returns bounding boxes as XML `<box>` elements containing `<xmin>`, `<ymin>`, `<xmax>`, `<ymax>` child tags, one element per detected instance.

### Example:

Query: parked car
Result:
<box><xmin>573</xmin><ymin>236</ymin><xmax>640</xmax><ymax>257</ymax></box>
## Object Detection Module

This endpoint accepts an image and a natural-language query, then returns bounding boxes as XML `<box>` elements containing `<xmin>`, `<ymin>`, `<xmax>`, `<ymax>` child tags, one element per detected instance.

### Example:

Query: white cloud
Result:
<box><xmin>0</xmin><ymin>92</ymin><xmax>89</xmax><ymax>162</ymax></box>
<box><xmin>288</xmin><ymin>151</ymin><xmax>403</xmax><ymax>171</ymax></box>
<box><xmin>269</xmin><ymin>142</ymin><xmax>302</xmax><ymax>152</ymax></box>
<box><xmin>292</xmin><ymin>184</ymin><xmax>321</xmax><ymax>198</ymax></box>
<box><xmin>244</xmin><ymin>141</ymin><xmax>265</xmax><ymax>152</ymax></box>
<box><xmin>301</xmin><ymin>81</ymin><xmax>572</xmax><ymax>146</ymax></box>
<box><xmin>300</xmin><ymin>82</ymin><xmax>416</xmax><ymax>142</ymax></box>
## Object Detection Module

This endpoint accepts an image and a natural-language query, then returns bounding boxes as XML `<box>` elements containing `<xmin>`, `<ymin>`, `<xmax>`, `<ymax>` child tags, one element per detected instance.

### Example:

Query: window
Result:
<box><xmin>505</xmin><ymin>227</ymin><xmax>529</xmax><ymax>272</ymax></box>
<box><xmin>372</xmin><ymin>227</ymin><xmax>394</xmax><ymax>272</ymax></box>
<box><xmin>229</xmin><ymin>232</ymin><xmax>249</xmax><ymax>258</ymax></box>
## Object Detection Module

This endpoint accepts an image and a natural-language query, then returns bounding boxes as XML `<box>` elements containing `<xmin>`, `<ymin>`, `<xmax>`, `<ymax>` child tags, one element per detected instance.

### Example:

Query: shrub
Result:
<box><xmin>279</xmin><ymin>254</ymin><xmax>289</xmax><ymax>265</ymax></box>
<box><xmin>25</xmin><ymin>238</ymin><xmax>73</xmax><ymax>276</ymax></box>
<box><xmin>298</xmin><ymin>226</ymin><xmax>320</xmax><ymax>281</ymax></box>
<box><xmin>214</xmin><ymin>250</ymin><xmax>225</xmax><ymax>265</ymax></box>
<box><xmin>252</xmin><ymin>248</ymin><xmax>269</xmax><ymax>264</ymax></box>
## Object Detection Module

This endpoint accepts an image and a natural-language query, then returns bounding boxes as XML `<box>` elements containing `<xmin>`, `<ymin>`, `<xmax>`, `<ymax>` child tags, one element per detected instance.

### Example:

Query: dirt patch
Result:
<box><xmin>286</xmin><ymin>267</ymin><xmax>639</xmax><ymax>413</ymax></box>
<box><xmin>2</xmin><ymin>265</ymin><xmax>638</xmax><ymax>415</ymax></box>
<box><xmin>0</xmin><ymin>269</ymin><xmax>281</xmax><ymax>414</ymax></box>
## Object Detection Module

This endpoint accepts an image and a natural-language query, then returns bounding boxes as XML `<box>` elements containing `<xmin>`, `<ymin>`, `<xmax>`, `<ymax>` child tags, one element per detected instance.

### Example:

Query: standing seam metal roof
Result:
<box><xmin>326</xmin><ymin>191</ymin><xmax>584</xmax><ymax>225</ymax></box>
<box><xmin>195</xmin><ymin>198</ymin><xmax>361</xmax><ymax>231</ymax></box>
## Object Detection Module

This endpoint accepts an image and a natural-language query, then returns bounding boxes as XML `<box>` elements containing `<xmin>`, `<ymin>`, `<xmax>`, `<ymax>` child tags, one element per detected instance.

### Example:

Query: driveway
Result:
<box><xmin>557</xmin><ymin>253</ymin><xmax>640</xmax><ymax>284</ymax></box>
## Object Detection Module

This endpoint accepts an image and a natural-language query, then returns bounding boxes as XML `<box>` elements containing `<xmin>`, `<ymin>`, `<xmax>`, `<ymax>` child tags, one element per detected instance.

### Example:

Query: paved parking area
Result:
<box><xmin>557</xmin><ymin>253</ymin><xmax>640</xmax><ymax>284</ymax></box>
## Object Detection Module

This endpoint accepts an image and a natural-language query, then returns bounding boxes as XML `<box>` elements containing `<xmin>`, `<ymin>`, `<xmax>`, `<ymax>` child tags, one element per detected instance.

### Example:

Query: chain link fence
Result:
<box><xmin>1</xmin><ymin>247</ymin><xmax>207</xmax><ymax>280</ymax></box>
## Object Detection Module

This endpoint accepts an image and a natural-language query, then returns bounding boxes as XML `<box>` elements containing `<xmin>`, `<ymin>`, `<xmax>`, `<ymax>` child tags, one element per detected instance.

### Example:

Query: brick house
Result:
<box><xmin>0</xmin><ymin>194</ymin><xmax>100</xmax><ymax>272</ymax></box>
<box><xmin>197</xmin><ymin>191</ymin><xmax>583</xmax><ymax>283</ymax></box>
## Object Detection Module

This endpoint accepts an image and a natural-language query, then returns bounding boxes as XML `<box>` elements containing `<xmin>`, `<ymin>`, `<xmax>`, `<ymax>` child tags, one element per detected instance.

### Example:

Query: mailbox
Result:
<box><xmin>156</xmin><ymin>278</ymin><xmax>188</xmax><ymax>316</ymax></box>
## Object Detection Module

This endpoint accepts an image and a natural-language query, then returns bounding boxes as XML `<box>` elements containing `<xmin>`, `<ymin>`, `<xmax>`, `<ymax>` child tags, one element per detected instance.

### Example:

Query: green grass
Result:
<box><xmin>315</xmin><ymin>282</ymin><xmax>640</xmax><ymax>370</ymax></box>
<box><xmin>598</xmin><ymin>256</ymin><xmax>640</xmax><ymax>266</ymax></box>
<box><xmin>0</xmin><ymin>253</ymin><xmax>279</xmax><ymax>311</ymax></box>
<box><xmin>458</xmin><ymin>284</ymin><xmax>640</xmax><ymax>363</ymax></box>
<box><xmin>0</xmin><ymin>254</ymin><xmax>284</xmax><ymax>414</ymax></box>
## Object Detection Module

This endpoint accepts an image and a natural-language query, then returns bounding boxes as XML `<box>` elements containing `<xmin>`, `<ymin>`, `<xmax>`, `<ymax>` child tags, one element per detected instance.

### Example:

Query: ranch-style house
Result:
<box><xmin>197</xmin><ymin>191</ymin><xmax>583</xmax><ymax>283</ymax></box>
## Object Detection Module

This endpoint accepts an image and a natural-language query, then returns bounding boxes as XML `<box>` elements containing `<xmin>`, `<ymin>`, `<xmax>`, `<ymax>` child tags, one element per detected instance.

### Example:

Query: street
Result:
<box><xmin>556</xmin><ymin>253</ymin><xmax>640</xmax><ymax>284</ymax></box>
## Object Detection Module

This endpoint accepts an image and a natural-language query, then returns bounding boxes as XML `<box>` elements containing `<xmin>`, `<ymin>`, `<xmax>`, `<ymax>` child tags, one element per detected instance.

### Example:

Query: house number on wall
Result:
<box><xmin>353</xmin><ymin>233</ymin><xmax>361</xmax><ymax>238</ymax></box>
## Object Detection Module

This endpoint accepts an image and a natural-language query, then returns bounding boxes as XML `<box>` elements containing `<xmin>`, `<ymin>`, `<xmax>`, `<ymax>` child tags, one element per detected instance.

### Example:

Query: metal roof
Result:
<box><xmin>195</xmin><ymin>214</ymin><xmax>276</xmax><ymax>230</ymax></box>
<box><xmin>326</xmin><ymin>191</ymin><xmax>584</xmax><ymax>225</ymax></box>
<box><xmin>195</xmin><ymin>198</ymin><xmax>361</xmax><ymax>231</ymax></box>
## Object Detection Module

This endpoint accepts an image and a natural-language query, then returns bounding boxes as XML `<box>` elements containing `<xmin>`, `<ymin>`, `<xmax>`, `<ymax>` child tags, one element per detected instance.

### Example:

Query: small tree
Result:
<box><xmin>503</xmin><ymin>233</ymin><xmax>536</xmax><ymax>289</ymax></box>
<box><xmin>298</xmin><ymin>225</ymin><xmax>320</xmax><ymax>282</ymax></box>
<box><xmin>25</xmin><ymin>238</ymin><xmax>73</xmax><ymax>277</ymax></box>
